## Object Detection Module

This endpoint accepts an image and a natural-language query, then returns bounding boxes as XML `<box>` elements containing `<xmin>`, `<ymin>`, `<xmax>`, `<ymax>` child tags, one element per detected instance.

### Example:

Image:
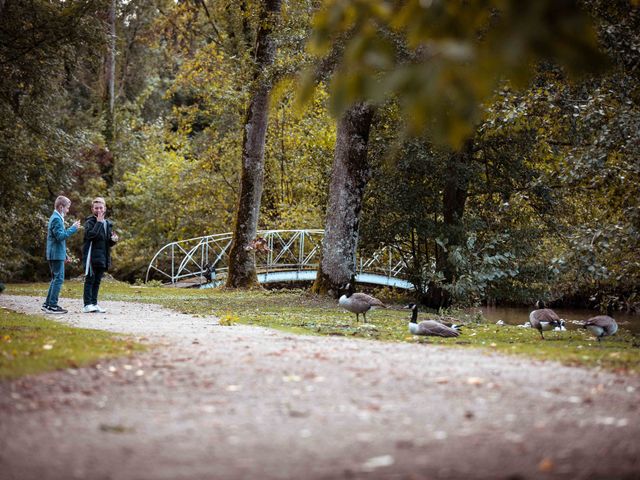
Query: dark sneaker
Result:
<box><xmin>46</xmin><ymin>305</ymin><xmax>68</xmax><ymax>314</ymax></box>
<box><xmin>41</xmin><ymin>304</ymin><xmax>49</xmax><ymax>312</ymax></box>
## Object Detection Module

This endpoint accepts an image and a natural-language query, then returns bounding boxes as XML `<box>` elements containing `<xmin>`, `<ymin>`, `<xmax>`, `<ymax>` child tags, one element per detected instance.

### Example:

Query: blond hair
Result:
<box><xmin>92</xmin><ymin>197</ymin><xmax>106</xmax><ymax>207</ymax></box>
<box><xmin>54</xmin><ymin>195</ymin><xmax>70</xmax><ymax>210</ymax></box>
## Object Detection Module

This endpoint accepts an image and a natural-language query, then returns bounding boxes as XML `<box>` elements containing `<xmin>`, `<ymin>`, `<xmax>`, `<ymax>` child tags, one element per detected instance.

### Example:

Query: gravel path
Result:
<box><xmin>1</xmin><ymin>294</ymin><xmax>639</xmax><ymax>480</ymax></box>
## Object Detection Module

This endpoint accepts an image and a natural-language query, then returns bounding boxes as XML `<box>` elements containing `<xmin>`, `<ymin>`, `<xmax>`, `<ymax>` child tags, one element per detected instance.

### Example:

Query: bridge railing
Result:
<box><xmin>145</xmin><ymin>229</ymin><xmax>412</xmax><ymax>288</ymax></box>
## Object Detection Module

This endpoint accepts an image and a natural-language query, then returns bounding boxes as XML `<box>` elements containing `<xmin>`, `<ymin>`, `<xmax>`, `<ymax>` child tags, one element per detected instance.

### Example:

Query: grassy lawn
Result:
<box><xmin>3</xmin><ymin>280</ymin><xmax>640</xmax><ymax>374</ymax></box>
<box><xmin>0</xmin><ymin>307</ymin><xmax>145</xmax><ymax>380</ymax></box>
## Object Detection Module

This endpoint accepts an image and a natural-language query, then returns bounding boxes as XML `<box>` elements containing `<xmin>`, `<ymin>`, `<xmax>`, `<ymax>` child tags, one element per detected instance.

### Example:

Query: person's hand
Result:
<box><xmin>72</xmin><ymin>220</ymin><xmax>81</xmax><ymax>229</ymax></box>
<box><xmin>96</xmin><ymin>210</ymin><xmax>105</xmax><ymax>222</ymax></box>
<box><xmin>111</xmin><ymin>232</ymin><xmax>119</xmax><ymax>242</ymax></box>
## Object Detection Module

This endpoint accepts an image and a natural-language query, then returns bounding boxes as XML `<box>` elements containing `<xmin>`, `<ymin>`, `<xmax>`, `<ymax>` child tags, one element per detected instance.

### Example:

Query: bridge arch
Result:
<box><xmin>145</xmin><ymin>229</ymin><xmax>414</xmax><ymax>289</ymax></box>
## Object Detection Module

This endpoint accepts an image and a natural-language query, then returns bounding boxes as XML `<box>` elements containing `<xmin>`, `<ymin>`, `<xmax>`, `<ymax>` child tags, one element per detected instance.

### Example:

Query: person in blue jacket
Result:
<box><xmin>82</xmin><ymin>197</ymin><xmax>119</xmax><ymax>313</ymax></box>
<box><xmin>43</xmin><ymin>195</ymin><xmax>81</xmax><ymax>314</ymax></box>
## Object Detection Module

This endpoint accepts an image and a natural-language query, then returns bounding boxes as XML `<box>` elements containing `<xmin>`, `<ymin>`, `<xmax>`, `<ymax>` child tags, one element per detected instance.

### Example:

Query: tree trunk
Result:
<box><xmin>226</xmin><ymin>0</ymin><xmax>282</xmax><ymax>288</ymax></box>
<box><xmin>424</xmin><ymin>139</ymin><xmax>473</xmax><ymax>308</ymax></box>
<box><xmin>102</xmin><ymin>0</ymin><xmax>116</xmax><ymax>188</ymax></box>
<box><xmin>311</xmin><ymin>102</ymin><xmax>375</xmax><ymax>297</ymax></box>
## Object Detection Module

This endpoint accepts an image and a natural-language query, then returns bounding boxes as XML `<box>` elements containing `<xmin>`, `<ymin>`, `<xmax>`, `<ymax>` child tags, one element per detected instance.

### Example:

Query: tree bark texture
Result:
<box><xmin>311</xmin><ymin>102</ymin><xmax>375</xmax><ymax>297</ymax></box>
<box><xmin>226</xmin><ymin>0</ymin><xmax>282</xmax><ymax>288</ymax></box>
<box><xmin>102</xmin><ymin>0</ymin><xmax>116</xmax><ymax>188</ymax></box>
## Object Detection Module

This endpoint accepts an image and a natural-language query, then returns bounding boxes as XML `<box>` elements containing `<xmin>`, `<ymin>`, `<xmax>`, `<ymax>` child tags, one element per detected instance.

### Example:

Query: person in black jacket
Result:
<box><xmin>82</xmin><ymin>197</ymin><xmax>118</xmax><ymax>313</ymax></box>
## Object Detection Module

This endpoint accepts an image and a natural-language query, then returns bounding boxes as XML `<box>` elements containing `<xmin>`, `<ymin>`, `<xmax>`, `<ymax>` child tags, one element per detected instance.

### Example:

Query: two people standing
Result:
<box><xmin>42</xmin><ymin>196</ymin><xmax>118</xmax><ymax>314</ymax></box>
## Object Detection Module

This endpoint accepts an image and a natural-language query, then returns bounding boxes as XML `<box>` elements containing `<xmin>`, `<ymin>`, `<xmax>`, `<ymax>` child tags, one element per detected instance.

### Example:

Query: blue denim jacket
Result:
<box><xmin>46</xmin><ymin>211</ymin><xmax>78</xmax><ymax>261</ymax></box>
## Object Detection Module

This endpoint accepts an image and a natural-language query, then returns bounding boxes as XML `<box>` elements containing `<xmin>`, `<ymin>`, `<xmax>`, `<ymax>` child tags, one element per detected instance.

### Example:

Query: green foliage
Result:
<box><xmin>107</xmin><ymin>0</ymin><xmax>334</xmax><ymax>279</ymax></box>
<box><xmin>557</xmin><ymin>75</ymin><xmax>640</xmax><ymax>308</ymax></box>
<box><xmin>262</xmin><ymin>85</ymin><xmax>336</xmax><ymax>228</ymax></box>
<box><xmin>305</xmin><ymin>0</ymin><xmax>607</xmax><ymax>147</ymax></box>
<box><xmin>473</xmin><ymin>57</ymin><xmax>640</xmax><ymax>309</ymax></box>
<box><xmin>0</xmin><ymin>0</ymin><xmax>106</xmax><ymax>279</ymax></box>
<box><xmin>0</xmin><ymin>0</ymin><xmax>637</xmax><ymax>314</ymax></box>
<box><xmin>361</xmin><ymin>110</ymin><xmax>522</xmax><ymax>305</ymax></box>
<box><xmin>466</xmin><ymin>71</ymin><xmax>574</xmax><ymax>303</ymax></box>
<box><xmin>115</xmin><ymin>120</ymin><xmax>240</xmax><ymax>279</ymax></box>
<box><xmin>441</xmin><ymin>235</ymin><xmax>518</xmax><ymax>306</ymax></box>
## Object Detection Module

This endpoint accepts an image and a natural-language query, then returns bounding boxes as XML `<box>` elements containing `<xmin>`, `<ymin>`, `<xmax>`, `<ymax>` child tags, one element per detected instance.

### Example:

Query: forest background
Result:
<box><xmin>0</xmin><ymin>0</ymin><xmax>638</xmax><ymax>312</ymax></box>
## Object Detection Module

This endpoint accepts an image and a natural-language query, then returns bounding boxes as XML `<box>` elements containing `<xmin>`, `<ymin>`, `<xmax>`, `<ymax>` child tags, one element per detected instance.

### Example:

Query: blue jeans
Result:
<box><xmin>45</xmin><ymin>260</ymin><xmax>65</xmax><ymax>307</ymax></box>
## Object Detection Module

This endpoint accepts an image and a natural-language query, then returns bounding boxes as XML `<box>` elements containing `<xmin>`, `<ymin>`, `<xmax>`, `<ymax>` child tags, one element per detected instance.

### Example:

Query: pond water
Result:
<box><xmin>478</xmin><ymin>306</ymin><xmax>640</xmax><ymax>335</ymax></box>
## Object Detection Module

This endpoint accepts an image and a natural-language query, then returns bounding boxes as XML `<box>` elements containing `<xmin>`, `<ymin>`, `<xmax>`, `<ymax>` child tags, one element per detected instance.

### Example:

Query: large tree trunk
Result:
<box><xmin>226</xmin><ymin>0</ymin><xmax>281</xmax><ymax>288</ymax></box>
<box><xmin>424</xmin><ymin>139</ymin><xmax>473</xmax><ymax>308</ymax></box>
<box><xmin>102</xmin><ymin>0</ymin><xmax>116</xmax><ymax>188</ymax></box>
<box><xmin>311</xmin><ymin>102</ymin><xmax>375</xmax><ymax>297</ymax></box>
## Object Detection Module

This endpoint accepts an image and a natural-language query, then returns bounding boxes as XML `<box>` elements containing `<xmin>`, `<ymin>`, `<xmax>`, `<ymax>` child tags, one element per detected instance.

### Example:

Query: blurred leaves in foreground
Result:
<box><xmin>304</xmin><ymin>0</ymin><xmax>608</xmax><ymax>146</ymax></box>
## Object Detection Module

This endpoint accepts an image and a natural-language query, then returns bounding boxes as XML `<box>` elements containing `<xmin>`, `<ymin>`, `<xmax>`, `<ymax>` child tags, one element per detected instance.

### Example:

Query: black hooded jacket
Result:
<box><xmin>82</xmin><ymin>215</ymin><xmax>116</xmax><ymax>269</ymax></box>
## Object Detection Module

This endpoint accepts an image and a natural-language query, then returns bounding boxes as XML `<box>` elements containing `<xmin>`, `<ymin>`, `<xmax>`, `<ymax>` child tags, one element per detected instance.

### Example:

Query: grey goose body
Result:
<box><xmin>404</xmin><ymin>303</ymin><xmax>461</xmax><ymax>338</ymax></box>
<box><xmin>338</xmin><ymin>283</ymin><xmax>386</xmax><ymax>322</ymax></box>
<box><xmin>529</xmin><ymin>300</ymin><xmax>564</xmax><ymax>339</ymax></box>
<box><xmin>583</xmin><ymin>315</ymin><xmax>618</xmax><ymax>341</ymax></box>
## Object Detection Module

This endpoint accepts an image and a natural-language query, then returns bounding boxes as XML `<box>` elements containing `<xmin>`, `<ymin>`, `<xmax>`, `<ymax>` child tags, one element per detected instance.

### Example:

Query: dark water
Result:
<box><xmin>478</xmin><ymin>306</ymin><xmax>640</xmax><ymax>335</ymax></box>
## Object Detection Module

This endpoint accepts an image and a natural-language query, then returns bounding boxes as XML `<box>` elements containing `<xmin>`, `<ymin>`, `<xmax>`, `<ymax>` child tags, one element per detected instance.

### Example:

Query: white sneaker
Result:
<box><xmin>82</xmin><ymin>305</ymin><xmax>98</xmax><ymax>313</ymax></box>
<box><xmin>94</xmin><ymin>305</ymin><xmax>107</xmax><ymax>313</ymax></box>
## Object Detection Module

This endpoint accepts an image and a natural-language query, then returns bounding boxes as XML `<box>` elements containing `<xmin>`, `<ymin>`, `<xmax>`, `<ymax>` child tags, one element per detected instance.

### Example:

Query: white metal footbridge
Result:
<box><xmin>145</xmin><ymin>229</ymin><xmax>413</xmax><ymax>289</ymax></box>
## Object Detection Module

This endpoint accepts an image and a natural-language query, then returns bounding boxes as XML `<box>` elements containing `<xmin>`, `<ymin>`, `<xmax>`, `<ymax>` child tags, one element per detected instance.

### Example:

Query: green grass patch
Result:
<box><xmin>0</xmin><ymin>306</ymin><xmax>145</xmax><ymax>380</ymax></box>
<box><xmin>5</xmin><ymin>281</ymin><xmax>640</xmax><ymax>373</ymax></box>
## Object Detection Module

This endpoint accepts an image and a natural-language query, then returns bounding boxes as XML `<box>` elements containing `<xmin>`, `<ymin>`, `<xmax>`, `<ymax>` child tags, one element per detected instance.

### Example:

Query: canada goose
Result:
<box><xmin>403</xmin><ymin>303</ymin><xmax>462</xmax><ymax>338</ymax></box>
<box><xmin>582</xmin><ymin>315</ymin><xmax>618</xmax><ymax>342</ymax></box>
<box><xmin>338</xmin><ymin>283</ymin><xmax>386</xmax><ymax>322</ymax></box>
<box><xmin>529</xmin><ymin>300</ymin><xmax>565</xmax><ymax>340</ymax></box>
